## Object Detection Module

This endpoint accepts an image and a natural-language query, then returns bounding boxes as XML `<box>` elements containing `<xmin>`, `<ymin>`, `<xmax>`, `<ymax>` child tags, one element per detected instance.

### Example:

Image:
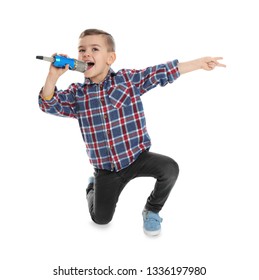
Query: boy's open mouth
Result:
<box><xmin>87</xmin><ymin>62</ymin><xmax>95</xmax><ymax>70</ymax></box>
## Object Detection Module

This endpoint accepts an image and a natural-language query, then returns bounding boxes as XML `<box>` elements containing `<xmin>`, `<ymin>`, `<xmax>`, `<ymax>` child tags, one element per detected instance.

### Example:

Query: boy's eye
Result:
<box><xmin>79</xmin><ymin>49</ymin><xmax>85</xmax><ymax>53</ymax></box>
<box><xmin>92</xmin><ymin>48</ymin><xmax>99</xmax><ymax>52</ymax></box>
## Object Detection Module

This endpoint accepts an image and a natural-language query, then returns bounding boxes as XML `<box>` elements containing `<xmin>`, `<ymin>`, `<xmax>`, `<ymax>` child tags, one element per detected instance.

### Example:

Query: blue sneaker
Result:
<box><xmin>142</xmin><ymin>210</ymin><xmax>163</xmax><ymax>236</ymax></box>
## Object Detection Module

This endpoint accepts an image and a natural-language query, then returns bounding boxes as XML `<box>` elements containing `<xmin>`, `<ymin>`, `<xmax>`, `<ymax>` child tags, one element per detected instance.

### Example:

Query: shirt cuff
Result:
<box><xmin>39</xmin><ymin>87</ymin><xmax>56</xmax><ymax>101</ymax></box>
<box><xmin>165</xmin><ymin>59</ymin><xmax>180</xmax><ymax>82</ymax></box>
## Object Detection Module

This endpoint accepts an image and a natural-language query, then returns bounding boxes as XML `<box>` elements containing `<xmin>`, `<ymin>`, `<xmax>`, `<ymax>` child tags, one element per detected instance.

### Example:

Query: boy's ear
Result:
<box><xmin>107</xmin><ymin>52</ymin><xmax>116</xmax><ymax>65</ymax></box>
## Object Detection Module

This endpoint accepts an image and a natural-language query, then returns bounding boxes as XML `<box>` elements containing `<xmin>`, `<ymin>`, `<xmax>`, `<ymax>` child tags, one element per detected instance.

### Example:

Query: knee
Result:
<box><xmin>164</xmin><ymin>158</ymin><xmax>180</xmax><ymax>179</ymax></box>
<box><xmin>92</xmin><ymin>215</ymin><xmax>113</xmax><ymax>225</ymax></box>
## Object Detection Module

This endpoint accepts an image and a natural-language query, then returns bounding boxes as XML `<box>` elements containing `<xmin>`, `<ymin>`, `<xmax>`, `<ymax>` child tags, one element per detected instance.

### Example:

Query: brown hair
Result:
<box><xmin>79</xmin><ymin>29</ymin><xmax>115</xmax><ymax>52</ymax></box>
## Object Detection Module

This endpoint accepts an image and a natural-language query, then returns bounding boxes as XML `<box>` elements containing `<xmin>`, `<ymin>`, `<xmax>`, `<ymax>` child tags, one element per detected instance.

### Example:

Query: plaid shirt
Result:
<box><xmin>39</xmin><ymin>60</ymin><xmax>180</xmax><ymax>171</ymax></box>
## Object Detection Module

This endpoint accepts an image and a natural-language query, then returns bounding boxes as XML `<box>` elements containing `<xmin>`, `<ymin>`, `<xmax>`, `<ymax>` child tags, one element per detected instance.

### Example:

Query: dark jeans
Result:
<box><xmin>86</xmin><ymin>151</ymin><xmax>179</xmax><ymax>224</ymax></box>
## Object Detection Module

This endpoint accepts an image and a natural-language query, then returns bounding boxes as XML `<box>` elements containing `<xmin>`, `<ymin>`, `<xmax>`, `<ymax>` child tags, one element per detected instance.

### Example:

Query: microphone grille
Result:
<box><xmin>74</xmin><ymin>60</ymin><xmax>87</xmax><ymax>73</ymax></box>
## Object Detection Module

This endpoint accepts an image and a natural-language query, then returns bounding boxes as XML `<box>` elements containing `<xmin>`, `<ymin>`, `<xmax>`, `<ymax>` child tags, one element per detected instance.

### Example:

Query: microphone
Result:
<box><xmin>36</xmin><ymin>55</ymin><xmax>88</xmax><ymax>73</ymax></box>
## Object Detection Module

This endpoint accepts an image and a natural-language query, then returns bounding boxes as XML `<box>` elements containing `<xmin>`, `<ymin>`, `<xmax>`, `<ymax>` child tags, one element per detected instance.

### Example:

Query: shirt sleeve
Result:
<box><xmin>129</xmin><ymin>59</ymin><xmax>180</xmax><ymax>95</ymax></box>
<box><xmin>38</xmin><ymin>84</ymin><xmax>77</xmax><ymax>118</ymax></box>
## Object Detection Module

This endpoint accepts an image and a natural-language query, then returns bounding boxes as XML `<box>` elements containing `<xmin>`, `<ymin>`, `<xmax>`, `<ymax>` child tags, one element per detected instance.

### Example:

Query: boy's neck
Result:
<box><xmin>89</xmin><ymin>68</ymin><xmax>112</xmax><ymax>84</ymax></box>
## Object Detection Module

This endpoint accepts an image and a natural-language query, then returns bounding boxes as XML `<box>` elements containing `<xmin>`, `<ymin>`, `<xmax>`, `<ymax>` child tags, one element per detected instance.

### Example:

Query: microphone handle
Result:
<box><xmin>53</xmin><ymin>55</ymin><xmax>76</xmax><ymax>69</ymax></box>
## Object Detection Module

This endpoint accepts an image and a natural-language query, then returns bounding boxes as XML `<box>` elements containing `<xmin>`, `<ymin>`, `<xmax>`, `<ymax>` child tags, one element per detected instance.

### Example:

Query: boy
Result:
<box><xmin>39</xmin><ymin>29</ymin><xmax>225</xmax><ymax>236</ymax></box>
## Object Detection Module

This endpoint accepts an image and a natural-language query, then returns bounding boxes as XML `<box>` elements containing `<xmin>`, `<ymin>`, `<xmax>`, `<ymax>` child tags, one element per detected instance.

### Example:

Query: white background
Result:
<box><xmin>1</xmin><ymin>0</ymin><xmax>258</xmax><ymax>279</ymax></box>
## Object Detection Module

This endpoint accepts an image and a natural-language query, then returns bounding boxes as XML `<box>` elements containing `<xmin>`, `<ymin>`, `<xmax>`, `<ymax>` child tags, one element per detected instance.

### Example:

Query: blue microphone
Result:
<box><xmin>36</xmin><ymin>55</ymin><xmax>87</xmax><ymax>73</ymax></box>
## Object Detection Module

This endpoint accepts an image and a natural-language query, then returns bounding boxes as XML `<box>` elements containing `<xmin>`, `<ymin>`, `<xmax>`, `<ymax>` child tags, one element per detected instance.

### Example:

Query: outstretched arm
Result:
<box><xmin>178</xmin><ymin>57</ymin><xmax>226</xmax><ymax>74</ymax></box>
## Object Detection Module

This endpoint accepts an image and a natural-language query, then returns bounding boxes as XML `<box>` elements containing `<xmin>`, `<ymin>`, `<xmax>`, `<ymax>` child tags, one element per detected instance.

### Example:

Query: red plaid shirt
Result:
<box><xmin>39</xmin><ymin>60</ymin><xmax>180</xmax><ymax>171</ymax></box>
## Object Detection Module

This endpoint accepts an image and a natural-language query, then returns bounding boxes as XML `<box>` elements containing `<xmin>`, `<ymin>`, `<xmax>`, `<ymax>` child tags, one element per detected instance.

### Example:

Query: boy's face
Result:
<box><xmin>78</xmin><ymin>35</ymin><xmax>116</xmax><ymax>83</ymax></box>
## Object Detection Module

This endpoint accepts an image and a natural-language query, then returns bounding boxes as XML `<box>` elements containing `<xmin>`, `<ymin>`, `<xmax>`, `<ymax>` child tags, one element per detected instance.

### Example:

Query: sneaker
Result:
<box><xmin>142</xmin><ymin>210</ymin><xmax>163</xmax><ymax>236</ymax></box>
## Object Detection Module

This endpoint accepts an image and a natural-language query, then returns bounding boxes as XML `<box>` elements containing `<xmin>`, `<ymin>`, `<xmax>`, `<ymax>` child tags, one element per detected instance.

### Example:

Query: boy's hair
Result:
<box><xmin>79</xmin><ymin>29</ymin><xmax>115</xmax><ymax>52</ymax></box>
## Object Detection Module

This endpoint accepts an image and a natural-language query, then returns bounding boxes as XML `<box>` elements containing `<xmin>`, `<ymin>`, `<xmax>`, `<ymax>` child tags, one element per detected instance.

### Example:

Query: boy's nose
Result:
<box><xmin>83</xmin><ymin>52</ymin><xmax>91</xmax><ymax>58</ymax></box>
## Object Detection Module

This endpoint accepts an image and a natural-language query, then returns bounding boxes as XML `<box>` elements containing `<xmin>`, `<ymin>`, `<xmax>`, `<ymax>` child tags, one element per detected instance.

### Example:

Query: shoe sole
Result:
<box><xmin>143</xmin><ymin>228</ymin><xmax>161</xmax><ymax>236</ymax></box>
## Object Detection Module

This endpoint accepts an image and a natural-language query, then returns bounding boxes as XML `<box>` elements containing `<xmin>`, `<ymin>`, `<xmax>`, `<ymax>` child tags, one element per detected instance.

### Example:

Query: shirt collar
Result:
<box><xmin>83</xmin><ymin>68</ymin><xmax>116</xmax><ymax>85</ymax></box>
